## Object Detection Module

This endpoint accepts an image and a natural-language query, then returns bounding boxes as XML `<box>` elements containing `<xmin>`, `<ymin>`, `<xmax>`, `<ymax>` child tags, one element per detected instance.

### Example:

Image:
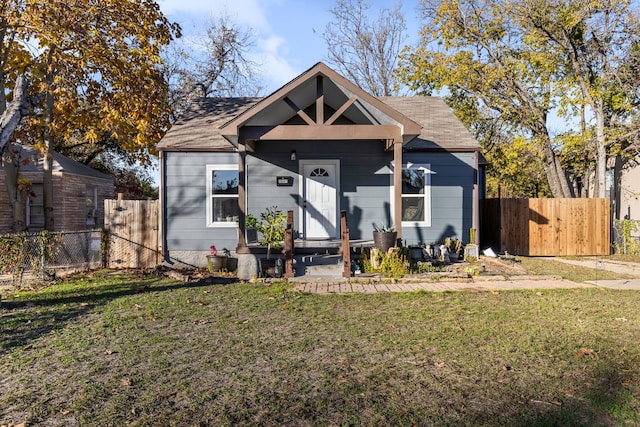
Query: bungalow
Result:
<box><xmin>157</xmin><ymin>62</ymin><xmax>483</xmax><ymax>278</ymax></box>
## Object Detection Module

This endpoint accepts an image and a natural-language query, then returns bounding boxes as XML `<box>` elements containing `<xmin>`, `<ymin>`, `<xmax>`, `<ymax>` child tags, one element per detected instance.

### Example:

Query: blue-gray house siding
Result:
<box><xmin>164</xmin><ymin>152</ymin><xmax>239</xmax><ymax>256</ymax></box>
<box><xmin>163</xmin><ymin>147</ymin><xmax>476</xmax><ymax>261</ymax></box>
<box><xmin>158</xmin><ymin>63</ymin><xmax>483</xmax><ymax>270</ymax></box>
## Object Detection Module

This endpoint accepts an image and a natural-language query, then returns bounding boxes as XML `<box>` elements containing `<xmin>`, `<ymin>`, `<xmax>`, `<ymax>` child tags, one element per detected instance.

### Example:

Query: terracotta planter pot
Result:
<box><xmin>373</xmin><ymin>231</ymin><xmax>397</xmax><ymax>253</ymax></box>
<box><xmin>206</xmin><ymin>255</ymin><xmax>228</xmax><ymax>272</ymax></box>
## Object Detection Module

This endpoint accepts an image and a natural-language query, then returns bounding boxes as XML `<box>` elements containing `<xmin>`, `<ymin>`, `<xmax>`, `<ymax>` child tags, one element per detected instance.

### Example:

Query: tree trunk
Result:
<box><xmin>43</xmin><ymin>56</ymin><xmax>56</xmax><ymax>231</ymax></box>
<box><xmin>0</xmin><ymin>75</ymin><xmax>29</xmax><ymax>157</ymax></box>
<box><xmin>2</xmin><ymin>145</ymin><xmax>26</xmax><ymax>232</ymax></box>
<box><xmin>539</xmin><ymin>133</ymin><xmax>572</xmax><ymax>198</ymax></box>
<box><xmin>612</xmin><ymin>154</ymin><xmax>624</xmax><ymax>220</ymax></box>
<box><xmin>594</xmin><ymin>103</ymin><xmax>607</xmax><ymax>198</ymax></box>
<box><xmin>0</xmin><ymin>76</ymin><xmax>30</xmax><ymax>231</ymax></box>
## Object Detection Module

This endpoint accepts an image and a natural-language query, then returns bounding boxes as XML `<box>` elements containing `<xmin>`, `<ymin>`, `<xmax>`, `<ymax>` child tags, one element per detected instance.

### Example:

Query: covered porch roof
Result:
<box><xmin>219</xmin><ymin>62</ymin><xmax>422</xmax><ymax>150</ymax></box>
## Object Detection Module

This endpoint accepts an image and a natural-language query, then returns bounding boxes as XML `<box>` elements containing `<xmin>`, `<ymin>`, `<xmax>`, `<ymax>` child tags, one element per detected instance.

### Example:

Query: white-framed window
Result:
<box><xmin>400</xmin><ymin>163</ymin><xmax>431</xmax><ymax>226</ymax></box>
<box><xmin>206</xmin><ymin>164</ymin><xmax>239</xmax><ymax>227</ymax></box>
<box><xmin>86</xmin><ymin>185</ymin><xmax>98</xmax><ymax>225</ymax></box>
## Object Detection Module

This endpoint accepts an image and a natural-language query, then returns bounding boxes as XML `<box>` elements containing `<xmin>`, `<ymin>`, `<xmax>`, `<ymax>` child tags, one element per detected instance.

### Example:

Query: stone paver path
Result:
<box><xmin>293</xmin><ymin>276</ymin><xmax>598</xmax><ymax>294</ymax></box>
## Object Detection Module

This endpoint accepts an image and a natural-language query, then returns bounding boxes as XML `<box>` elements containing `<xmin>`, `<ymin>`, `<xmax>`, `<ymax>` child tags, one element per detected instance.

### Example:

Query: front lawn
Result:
<box><xmin>1</xmin><ymin>271</ymin><xmax>639</xmax><ymax>426</ymax></box>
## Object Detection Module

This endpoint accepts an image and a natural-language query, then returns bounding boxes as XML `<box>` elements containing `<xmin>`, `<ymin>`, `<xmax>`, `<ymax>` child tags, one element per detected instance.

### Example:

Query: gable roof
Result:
<box><xmin>218</xmin><ymin>62</ymin><xmax>422</xmax><ymax>145</ymax></box>
<box><xmin>157</xmin><ymin>63</ymin><xmax>481</xmax><ymax>153</ymax></box>
<box><xmin>0</xmin><ymin>145</ymin><xmax>113</xmax><ymax>181</ymax></box>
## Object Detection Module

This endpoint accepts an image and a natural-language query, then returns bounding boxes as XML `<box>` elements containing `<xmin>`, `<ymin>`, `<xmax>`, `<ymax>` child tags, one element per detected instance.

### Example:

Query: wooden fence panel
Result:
<box><xmin>104</xmin><ymin>199</ymin><xmax>159</xmax><ymax>268</ymax></box>
<box><xmin>480</xmin><ymin>198</ymin><xmax>610</xmax><ymax>256</ymax></box>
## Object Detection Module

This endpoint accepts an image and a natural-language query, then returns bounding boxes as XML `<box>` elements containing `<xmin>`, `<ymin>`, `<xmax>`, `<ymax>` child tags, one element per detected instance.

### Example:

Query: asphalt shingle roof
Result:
<box><xmin>157</xmin><ymin>96</ymin><xmax>480</xmax><ymax>152</ymax></box>
<box><xmin>380</xmin><ymin>96</ymin><xmax>480</xmax><ymax>151</ymax></box>
<box><xmin>157</xmin><ymin>98</ymin><xmax>260</xmax><ymax>151</ymax></box>
<box><xmin>2</xmin><ymin>145</ymin><xmax>113</xmax><ymax>181</ymax></box>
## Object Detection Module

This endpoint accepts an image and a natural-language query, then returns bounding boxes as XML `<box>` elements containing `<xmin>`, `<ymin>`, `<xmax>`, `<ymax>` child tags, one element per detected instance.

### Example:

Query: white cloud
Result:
<box><xmin>254</xmin><ymin>36</ymin><xmax>301</xmax><ymax>91</ymax></box>
<box><xmin>160</xmin><ymin>0</ymin><xmax>304</xmax><ymax>93</ymax></box>
<box><xmin>158</xmin><ymin>0</ymin><xmax>270</xmax><ymax>31</ymax></box>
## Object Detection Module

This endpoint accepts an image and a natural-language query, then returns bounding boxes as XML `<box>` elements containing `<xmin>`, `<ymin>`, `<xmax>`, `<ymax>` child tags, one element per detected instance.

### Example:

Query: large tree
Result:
<box><xmin>399</xmin><ymin>0</ymin><xmax>640</xmax><ymax>198</ymax></box>
<box><xmin>0</xmin><ymin>0</ymin><xmax>180</xmax><ymax>230</ymax></box>
<box><xmin>163</xmin><ymin>13</ymin><xmax>261</xmax><ymax>122</ymax></box>
<box><xmin>399</xmin><ymin>0</ymin><xmax>573</xmax><ymax>197</ymax></box>
<box><xmin>523</xmin><ymin>0</ymin><xmax>640</xmax><ymax>197</ymax></box>
<box><xmin>322</xmin><ymin>0</ymin><xmax>407</xmax><ymax>96</ymax></box>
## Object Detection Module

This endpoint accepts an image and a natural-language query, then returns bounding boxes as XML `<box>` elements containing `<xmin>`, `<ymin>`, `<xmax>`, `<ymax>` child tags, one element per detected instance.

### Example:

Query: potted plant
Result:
<box><xmin>245</xmin><ymin>213</ymin><xmax>259</xmax><ymax>243</ymax></box>
<box><xmin>373</xmin><ymin>223</ymin><xmax>397</xmax><ymax>253</ymax></box>
<box><xmin>206</xmin><ymin>244</ymin><xmax>228</xmax><ymax>273</ymax></box>
<box><xmin>258</xmin><ymin>206</ymin><xmax>286</xmax><ymax>258</ymax></box>
<box><xmin>257</xmin><ymin>206</ymin><xmax>286</xmax><ymax>277</ymax></box>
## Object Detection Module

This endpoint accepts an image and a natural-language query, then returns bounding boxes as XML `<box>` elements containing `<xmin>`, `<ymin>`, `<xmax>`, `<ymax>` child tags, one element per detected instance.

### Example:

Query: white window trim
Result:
<box><xmin>206</xmin><ymin>164</ymin><xmax>239</xmax><ymax>228</ymax></box>
<box><xmin>390</xmin><ymin>162</ymin><xmax>432</xmax><ymax>227</ymax></box>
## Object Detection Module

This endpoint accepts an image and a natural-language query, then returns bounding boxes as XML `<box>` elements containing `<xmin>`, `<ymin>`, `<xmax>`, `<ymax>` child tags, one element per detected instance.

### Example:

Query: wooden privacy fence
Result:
<box><xmin>480</xmin><ymin>198</ymin><xmax>611</xmax><ymax>256</ymax></box>
<box><xmin>104</xmin><ymin>198</ymin><xmax>159</xmax><ymax>268</ymax></box>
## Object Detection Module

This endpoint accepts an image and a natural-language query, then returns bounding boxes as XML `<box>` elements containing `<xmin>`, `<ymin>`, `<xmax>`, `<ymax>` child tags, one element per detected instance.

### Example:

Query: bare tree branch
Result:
<box><xmin>323</xmin><ymin>0</ymin><xmax>407</xmax><ymax>96</ymax></box>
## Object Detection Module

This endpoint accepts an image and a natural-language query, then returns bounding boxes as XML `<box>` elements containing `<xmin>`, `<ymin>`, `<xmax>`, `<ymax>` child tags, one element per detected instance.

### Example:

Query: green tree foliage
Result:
<box><xmin>399</xmin><ymin>0</ymin><xmax>640</xmax><ymax>199</ymax></box>
<box><xmin>486</xmin><ymin>136</ymin><xmax>551</xmax><ymax>198</ymax></box>
<box><xmin>523</xmin><ymin>0</ymin><xmax>640</xmax><ymax>197</ymax></box>
<box><xmin>398</xmin><ymin>0</ymin><xmax>573</xmax><ymax>197</ymax></box>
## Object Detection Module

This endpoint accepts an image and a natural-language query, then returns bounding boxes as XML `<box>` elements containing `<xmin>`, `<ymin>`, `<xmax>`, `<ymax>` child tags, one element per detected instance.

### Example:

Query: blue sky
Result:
<box><xmin>157</xmin><ymin>0</ymin><xmax>424</xmax><ymax>93</ymax></box>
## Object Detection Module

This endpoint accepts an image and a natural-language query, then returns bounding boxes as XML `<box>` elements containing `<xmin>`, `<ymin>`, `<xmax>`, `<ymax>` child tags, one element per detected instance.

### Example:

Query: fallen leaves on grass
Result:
<box><xmin>577</xmin><ymin>348</ymin><xmax>598</xmax><ymax>359</ymax></box>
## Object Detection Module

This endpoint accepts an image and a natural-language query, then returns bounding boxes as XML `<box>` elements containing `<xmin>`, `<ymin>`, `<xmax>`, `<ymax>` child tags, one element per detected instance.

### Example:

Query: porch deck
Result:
<box><xmin>244</xmin><ymin>238</ymin><xmax>375</xmax><ymax>255</ymax></box>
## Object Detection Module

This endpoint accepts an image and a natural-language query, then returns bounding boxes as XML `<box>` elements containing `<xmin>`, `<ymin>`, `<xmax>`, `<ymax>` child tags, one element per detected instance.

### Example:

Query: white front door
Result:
<box><xmin>302</xmin><ymin>161</ymin><xmax>339</xmax><ymax>239</ymax></box>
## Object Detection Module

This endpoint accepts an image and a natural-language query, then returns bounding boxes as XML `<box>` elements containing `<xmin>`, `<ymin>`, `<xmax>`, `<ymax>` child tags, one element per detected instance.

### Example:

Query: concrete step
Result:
<box><xmin>292</xmin><ymin>254</ymin><xmax>344</xmax><ymax>279</ymax></box>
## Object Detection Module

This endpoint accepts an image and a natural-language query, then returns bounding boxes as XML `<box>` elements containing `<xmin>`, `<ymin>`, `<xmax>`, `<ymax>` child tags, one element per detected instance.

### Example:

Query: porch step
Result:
<box><xmin>291</xmin><ymin>254</ymin><xmax>344</xmax><ymax>280</ymax></box>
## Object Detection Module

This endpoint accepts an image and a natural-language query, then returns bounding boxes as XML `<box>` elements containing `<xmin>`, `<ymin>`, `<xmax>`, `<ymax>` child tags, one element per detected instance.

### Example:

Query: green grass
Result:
<box><xmin>1</xmin><ymin>270</ymin><xmax>639</xmax><ymax>426</ymax></box>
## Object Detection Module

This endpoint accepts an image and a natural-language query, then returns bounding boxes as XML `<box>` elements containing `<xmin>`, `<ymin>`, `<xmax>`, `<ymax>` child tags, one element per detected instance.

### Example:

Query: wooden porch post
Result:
<box><xmin>236</xmin><ymin>138</ymin><xmax>248</xmax><ymax>253</ymax></box>
<box><xmin>393</xmin><ymin>140</ymin><xmax>403</xmax><ymax>239</ymax></box>
<box><xmin>473</xmin><ymin>151</ymin><xmax>479</xmax><ymax>245</ymax></box>
<box><xmin>284</xmin><ymin>210</ymin><xmax>294</xmax><ymax>278</ymax></box>
<box><xmin>341</xmin><ymin>210</ymin><xmax>351</xmax><ymax>278</ymax></box>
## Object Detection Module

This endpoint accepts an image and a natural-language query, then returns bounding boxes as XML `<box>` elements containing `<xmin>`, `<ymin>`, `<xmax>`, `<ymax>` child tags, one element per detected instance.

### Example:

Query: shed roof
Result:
<box><xmin>1</xmin><ymin>145</ymin><xmax>113</xmax><ymax>181</ymax></box>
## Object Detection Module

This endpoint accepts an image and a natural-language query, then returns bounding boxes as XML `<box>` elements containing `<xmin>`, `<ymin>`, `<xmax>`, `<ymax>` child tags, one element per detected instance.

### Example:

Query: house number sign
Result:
<box><xmin>276</xmin><ymin>176</ymin><xmax>294</xmax><ymax>186</ymax></box>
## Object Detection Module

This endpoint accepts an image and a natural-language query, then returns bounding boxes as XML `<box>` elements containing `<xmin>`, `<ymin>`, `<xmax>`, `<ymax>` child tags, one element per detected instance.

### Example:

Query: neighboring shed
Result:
<box><xmin>157</xmin><ymin>62</ymin><xmax>483</xmax><ymax>269</ymax></box>
<box><xmin>0</xmin><ymin>146</ymin><xmax>114</xmax><ymax>233</ymax></box>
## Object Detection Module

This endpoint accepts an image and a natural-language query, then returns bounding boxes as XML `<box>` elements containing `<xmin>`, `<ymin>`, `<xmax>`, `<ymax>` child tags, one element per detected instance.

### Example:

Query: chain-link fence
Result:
<box><xmin>0</xmin><ymin>230</ymin><xmax>106</xmax><ymax>287</ymax></box>
<box><xmin>612</xmin><ymin>220</ymin><xmax>640</xmax><ymax>255</ymax></box>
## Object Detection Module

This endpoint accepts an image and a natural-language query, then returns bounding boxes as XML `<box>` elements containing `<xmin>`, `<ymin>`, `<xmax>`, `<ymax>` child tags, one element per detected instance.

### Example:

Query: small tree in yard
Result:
<box><xmin>257</xmin><ymin>206</ymin><xmax>286</xmax><ymax>258</ymax></box>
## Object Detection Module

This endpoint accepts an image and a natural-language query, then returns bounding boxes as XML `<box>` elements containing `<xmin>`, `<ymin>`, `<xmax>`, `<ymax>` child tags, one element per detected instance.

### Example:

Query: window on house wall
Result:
<box><xmin>401</xmin><ymin>164</ymin><xmax>431</xmax><ymax>226</ymax></box>
<box><xmin>86</xmin><ymin>185</ymin><xmax>98</xmax><ymax>225</ymax></box>
<box><xmin>206</xmin><ymin>165</ymin><xmax>239</xmax><ymax>226</ymax></box>
<box><xmin>27</xmin><ymin>183</ymin><xmax>45</xmax><ymax>228</ymax></box>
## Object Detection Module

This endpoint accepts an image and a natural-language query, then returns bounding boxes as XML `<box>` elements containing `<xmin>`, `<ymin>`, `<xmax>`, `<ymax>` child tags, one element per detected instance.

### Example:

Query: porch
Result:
<box><xmin>244</xmin><ymin>238</ymin><xmax>375</xmax><ymax>255</ymax></box>
<box><xmin>237</xmin><ymin>210</ymin><xmax>370</xmax><ymax>279</ymax></box>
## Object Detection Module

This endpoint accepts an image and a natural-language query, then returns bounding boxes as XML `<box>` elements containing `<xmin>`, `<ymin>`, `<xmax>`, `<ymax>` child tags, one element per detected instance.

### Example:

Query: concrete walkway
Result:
<box><xmin>292</xmin><ymin>257</ymin><xmax>640</xmax><ymax>294</ymax></box>
<box><xmin>547</xmin><ymin>257</ymin><xmax>640</xmax><ymax>290</ymax></box>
